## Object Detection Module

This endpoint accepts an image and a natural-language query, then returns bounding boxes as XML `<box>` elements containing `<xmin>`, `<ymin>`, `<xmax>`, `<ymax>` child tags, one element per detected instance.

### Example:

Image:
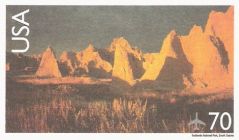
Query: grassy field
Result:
<box><xmin>6</xmin><ymin>78</ymin><xmax>233</xmax><ymax>133</ymax></box>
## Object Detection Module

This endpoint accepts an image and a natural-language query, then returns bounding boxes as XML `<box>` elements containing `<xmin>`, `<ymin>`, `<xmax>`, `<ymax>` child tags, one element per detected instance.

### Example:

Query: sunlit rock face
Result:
<box><xmin>179</xmin><ymin>6</ymin><xmax>233</xmax><ymax>92</ymax></box>
<box><xmin>138</xmin><ymin>6</ymin><xmax>233</xmax><ymax>92</ymax></box>
<box><xmin>59</xmin><ymin>44</ymin><xmax>113</xmax><ymax>78</ymax></box>
<box><xmin>204</xmin><ymin>6</ymin><xmax>233</xmax><ymax>90</ymax></box>
<box><xmin>36</xmin><ymin>47</ymin><xmax>62</xmax><ymax>77</ymax></box>
<box><xmin>140</xmin><ymin>30</ymin><xmax>193</xmax><ymax>90</ymax></box>
<box><xmin>111</xmin><ymin>37</ymin><xmax>144</xmax><ymax>85</ymax></box>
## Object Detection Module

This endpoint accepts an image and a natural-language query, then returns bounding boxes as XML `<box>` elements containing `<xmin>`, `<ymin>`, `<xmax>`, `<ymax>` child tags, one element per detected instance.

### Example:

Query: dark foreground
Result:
<box><xmin>6</xmin><ymin>79</ymin><xmax>233</xmax><ymax>133</ymax></box>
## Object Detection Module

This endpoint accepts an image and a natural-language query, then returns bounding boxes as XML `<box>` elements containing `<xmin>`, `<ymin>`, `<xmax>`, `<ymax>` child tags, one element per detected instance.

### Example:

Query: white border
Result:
<box><xmin>234</xmin><ymin>1</ymin><xmax>239</xmax><ymax>140</ymax></box>
<box><xmin>0</xmin><ymin>0</ymin><xmax>238</xmax><ymax>140</ymax></box>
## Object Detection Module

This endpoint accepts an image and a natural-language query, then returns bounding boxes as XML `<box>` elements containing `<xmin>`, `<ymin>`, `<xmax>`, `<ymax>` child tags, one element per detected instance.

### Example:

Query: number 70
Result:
<box><xmin>209</xmin><ymin>112</ymin><xmax>232</xmax><ymax>130</ymax></box>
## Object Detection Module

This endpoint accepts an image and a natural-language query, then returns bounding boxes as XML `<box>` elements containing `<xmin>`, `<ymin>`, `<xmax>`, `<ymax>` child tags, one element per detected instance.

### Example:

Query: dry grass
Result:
<box><xmin>6</xmin><ymin>79</ymin><xmax>233</xmax><ymax>133</ymax></box>
<box><xmin>7</xmin><ymin>97</ymin><xmax>151</xmax><ymax>132</ymax></box>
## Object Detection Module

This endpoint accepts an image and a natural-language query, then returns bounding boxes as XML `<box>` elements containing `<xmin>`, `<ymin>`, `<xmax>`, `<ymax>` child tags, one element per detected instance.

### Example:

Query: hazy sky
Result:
<box><xmin>6</xmin><ymin>6</ymin><xmax>229</xmax><ymax>56</ymax></box>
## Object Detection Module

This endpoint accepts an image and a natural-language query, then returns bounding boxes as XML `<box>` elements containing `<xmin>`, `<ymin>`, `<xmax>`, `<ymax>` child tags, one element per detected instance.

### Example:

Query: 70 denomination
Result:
<box><xmin>209</xmin><ymin>112</ymin><xmax>232</xmax><ymax>131</ymax></box>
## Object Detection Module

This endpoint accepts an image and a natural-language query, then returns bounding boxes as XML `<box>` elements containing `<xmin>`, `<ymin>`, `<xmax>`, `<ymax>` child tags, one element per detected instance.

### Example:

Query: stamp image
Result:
<box><xmin>6</xmin><ymin>6</ymin><xmax>233</xmax><ymax>133</ymax></box>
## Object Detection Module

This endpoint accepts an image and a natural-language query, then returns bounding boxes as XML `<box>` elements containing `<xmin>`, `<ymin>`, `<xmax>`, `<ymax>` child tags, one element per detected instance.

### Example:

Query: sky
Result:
<box><xmin>6</xmin><ymin>6</ymin><xmax>229</xmax><ymax>56</ymax></box>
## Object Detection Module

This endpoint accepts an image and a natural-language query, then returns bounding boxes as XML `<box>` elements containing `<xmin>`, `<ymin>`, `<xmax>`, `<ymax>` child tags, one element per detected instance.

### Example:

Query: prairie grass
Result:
<box><xmin>6</xmin><ymin>80</ymin><xmax>233</xmax><ymax>133</ymax></box>
<box><xmin>7</xmin><ymin>97</ymin><xmax>151</xmax><ymax>132</ymax></box>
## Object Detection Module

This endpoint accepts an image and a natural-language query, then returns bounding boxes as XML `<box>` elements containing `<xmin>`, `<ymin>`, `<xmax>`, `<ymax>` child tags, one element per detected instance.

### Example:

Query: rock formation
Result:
<box><xmin>77</xmin><ymin>44</ymin><xmax>113</xmax><ymax>78</ymax></box>
<box><xmin>205</xmin><ymin>6</ymin><xmax>233</xmax><ymax>89</ymax></box>
<box><xmin>138</xmin><ymin>6</ymin><xmax>233</xmax><ymax>92</ymax></box>
<box><xmin>179</xmin><ymin>6</ymin><xmax>233</xmax><ymax>92</ymax></box>
<box><xmin>58</xmin><ymin>44</ymin><xmax>113</xmax><ymax>78</ymax></box>
<box><xmin>36</xmin><ymin>47</ymin><xmax>62</xmax><ymax>77</ymax></box>
<box><xmin>7</xmin><ymin>6</ymin><xmax>233</xmax><ymax>93</ymax></box>
<box><xmin>59</xmin><ymin>51</ymin><xmax>78</xmax><ymax>75</ymax></box>
<box><xmin>140</xmin><ymin>31</ymin><xmax>193</xmax><ymax>90</ymax></box>
<box><xmin>111</xmin><ymin>37</ymin><xmax>144</xmax><ymax>85</ymax></box>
